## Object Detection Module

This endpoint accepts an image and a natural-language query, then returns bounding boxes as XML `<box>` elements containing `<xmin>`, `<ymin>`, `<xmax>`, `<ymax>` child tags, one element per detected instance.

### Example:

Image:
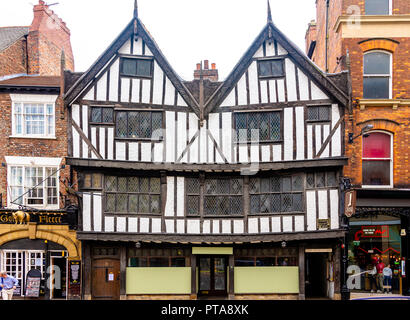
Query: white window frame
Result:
<box><xmin>362</xmin><ymin>130</ymin><xmax>393</xmax><ymax>189</ymax></box>
<box><xmin>10</xmin><ymin>94</ymin><xmax>57</xmax><ymax>139</ymax></box>
<box><xmin>5</xmin><ymin>157</ymin><xmax>62</xmax><ymax>209</ymax></box>
<box><xmin>363</xmin><ymin>50</ymin><xmax>392</xmax><ymax>100</ymax></box>
<box><xmin>365</xmin><ymin>0</ymin><xmax>392</xmax><ymax>15</ymax></box>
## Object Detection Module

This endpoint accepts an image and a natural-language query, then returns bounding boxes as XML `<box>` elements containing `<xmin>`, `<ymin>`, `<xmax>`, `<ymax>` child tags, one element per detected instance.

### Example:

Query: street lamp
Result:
<box><xmin>348</xmin><ymin>124</ymin><xmax>374</xmax><ymax>144</ymax></box>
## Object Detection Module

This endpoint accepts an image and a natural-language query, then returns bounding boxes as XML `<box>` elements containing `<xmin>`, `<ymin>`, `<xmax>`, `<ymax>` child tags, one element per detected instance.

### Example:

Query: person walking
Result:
<box><xmin>376</xmin><ymin>259</ymin><xmax>385</xmax><ymax>293</ymax></box>
<box><xmin>0</xmin><ymin>272</ymin><xmax>19</xmax><ymax>300</ymax></box>
<box><xmin>383</xmin><ymin>264</ymin><xmax>393</xmax><ymax>294</ymax></box>
<box><xmin>367</xmin><ymin>265</ymin><xmax>377</xmax><ymax>293</ymax></box>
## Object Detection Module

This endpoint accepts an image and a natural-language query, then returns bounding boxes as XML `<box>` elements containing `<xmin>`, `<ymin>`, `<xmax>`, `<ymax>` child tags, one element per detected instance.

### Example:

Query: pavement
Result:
<box><xmin>350</xmin><ymin>292</ymin><xmax>410</xmax><ymax>300</ymax></box>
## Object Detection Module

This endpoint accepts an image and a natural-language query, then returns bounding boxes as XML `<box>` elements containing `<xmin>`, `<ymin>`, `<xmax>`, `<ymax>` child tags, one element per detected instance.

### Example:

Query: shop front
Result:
<box><xmin>0</xmin><ymin>208</ymin><xmax>82</xmax><ymax>299</ymax></box>
<box><xmin>346</xmin><ymin>191</ymin><xmax>410</xmax><ymax>295</ymax></box>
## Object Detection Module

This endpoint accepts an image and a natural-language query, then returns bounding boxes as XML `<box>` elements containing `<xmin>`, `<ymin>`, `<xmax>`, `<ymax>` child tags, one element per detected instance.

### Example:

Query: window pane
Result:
<box><xmin>248</xmin><ymin>113</ymin><xmax>258</xmax><ymax>141</ymax></box>
<box><xmin>258</xmin><ymin>60</ymin><xmax>272</xmax><ymax>77</ymax></box>
<box><xmin>270</xmin><ymin>112</ymin><xmax>281</xmax><ymax>141</ymax></box>
<box><xmin>128</xmin><ymin>194</ymin><xmax>138</xmax><ymax>212</ymax></box>
<box><xmin>271</xmin><ymin>194</ymin><xmax>281</xmax><ymax>213</ymax></box>
<box><xmin>91</xmin><ymin>108</ymin><xmax>101</xmax><ymax>123</ymax></box>
<box><xmin>105</xmin><ymin>176</ymin><xmax>117</xmax><ymax>192</ymax></box>
<box><xmin>205</xmin><ymin>196</ymin><xmax>218</xmax><ymax>214</ymax></box>
<box><xmin>137</xmin><ymin>60</ymin><xmax>152</xmax><ymax>77</ymax></box>
<box><xmin>116</xmin><ymin>194</ymin><xmax>128</xmax><ymax>212</ymax></box>
<box><xmin>270</xmin><ymin>60</ymin><xmax>284</xmax><ymax>77</ymax></box>
<box><xmin>270</xmin><ymin>177</ymin><xmax>281</xmax><ymax>192</ymax></box>
<box><xmin>128</xmin><ymin>112</ymin><xmax>139</xmax><ymax>138</ymax></box>
<box><xmin>365</xmin><ymin>0</ymin><xmax>389</xmax><ymax>15</ymax></box>
<box><xmin>118</xmin><ymin>177</ymin><xmax>127</xmax><ymax>192</ymax></box>
<box><xmin>259</xmin><ymin>112</ymin><xmax>269</xmax><ymax>140</ymax></box>
<box><xmin>102</xmin><ymin>108</ymin><xmax>113</xmax><ymax>123</ymax></box>
<box><xmin>316</xmin><ymin>172</ymin><xmax>326</xmax><ymax>188</ymax></box>
<box><xmin>307</xmin><ymin>173</ymin><xmax>315</xmax><ymax>188</ymax></box>
<box><xmin>363</xmin><ymin>77</ymin><xmax>390</xmax><ymax>99</ymax></box>
<box><xmin>327</xmin><ymin>172</ymin><xmax>338</xmax><ymax>187</ymax></box>
<box><xmin>308</xmin><ymin>107</ymin><xmax>319</xmax><ymax>121</ymax></box>
<box><xmin>149</xmin><ymin>257</ymin><xmax>169</xmax><ymax>267</ymax></box>
<box><xmin>150</xmin><ymin>178</ymin><xmax>161</xmax><ymax>193</ymax></box>
<box><xmin>151</xmin><ymin>112</ymin><xmax>162</xmax><ymax>136</ymax></box>
<box><xmin>250</xmin><ymin>195</ymin><xmax>260</xmax><ymax>214</ymax></box>
<box><xmin>363</xmin><ymin>132</ymin><xmax>391</xmax><ymax>158</ymax></box>
<box><xmin>138</xmin><ymin>194</ymin><xmax>149</xmax><ymax>213</ymax></box>
<box><xmin>363</xmin><ymin>160</ymin><xmax>391</xmax><ymax>185</ymax></box>
<box><xmin>187</xmin><ymin>178</ymin><xmax>200</xmax><ymax>194</ymax></box>
<box><xmin>122</xmin><ymin>58</ymin><xmax>137</xmax><ymax>75</ymax></box>
<box><xmin>128</xmin><ymin>177</ymin><xmax>139</xmax><ymax>192</ymax></box>
<box><xmin>187</xmin><ymin>196</ymin><xmax>200</xmax><ymax>215</ymax></box>
<box><xmin>230</xmin><ymin>196</ymin><xmax>243</xmax><ymax>215</ymax></box>
<box><xmin>364</xmin><ymin>52</ymin><xmax>390</xmax><ymax>75</ymax></box>
<box><xmin>318</xmin><ymin>107</ymin><xmax>330</xmax><ymax>121</ymax></box>
<box><xmin>292</xmin><ymin>175</ymin><xmax>303</xmax><ymax>191</ymax></box>
<box><xmin>106</xmin><ymin>194</ymin><xmax>116</xmax><ymax>212</ymax></box>
<box><xmin>116</xmin><ymin>112</ymin><xmax>128</xmax><ymax>138</ymax></box>
<box><xmin>256</xmin><ymin>257</ymin><xmax>276</xmax><ymax>266</ymax></box>
<box><xmin>171</xmin><ymin>258</ymin><xmax>186</xmax><ymax>267</ymax></box>
<box><xmin>150</xmin><ymin>195</ymin><xmax>160</xmax><ymax>213</ymax></box>
<box><xmin>292</xmin><ymin>193</ymin><xmax>303</xmax><ymax>212</ymax></box>
<box><xmin>92</xmin><ymin>173</ymin><xmax>102</xmax><ymax>189</ymax></box>
<box><xmin>139</xmin><ymin>112</ymin><xmax>151</xmax><ymax>138</ymax></box>
<box><xmin>282</xmin><ymin>177</ymin><xmax>292</xmax><ymax>192</ymax></box>
<box><xmin>235</xmin><ymin>113</ymin><xmax>247</xmax><ymax>142</ymax></box>
<box><xmin>281</xmin><ymin>194</ymin><xmax>292</xmax><ymax>212</ymax></box>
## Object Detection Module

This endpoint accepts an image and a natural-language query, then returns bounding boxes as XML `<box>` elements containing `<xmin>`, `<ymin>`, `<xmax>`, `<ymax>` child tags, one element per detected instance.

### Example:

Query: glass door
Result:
<box><xmin>198</xmin><ymin>256</ymin><xmax>227</xmax><ymax>296</ymax></box>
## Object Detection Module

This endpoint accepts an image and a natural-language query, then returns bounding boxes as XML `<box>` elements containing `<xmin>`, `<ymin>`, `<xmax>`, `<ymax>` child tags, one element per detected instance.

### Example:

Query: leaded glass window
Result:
<box><xmin>258</xmin><ymin>59</ymin><xmax>285</xmax><ymax>78</ymax></box>
<box><xmin>90</xmin><ymin>107</ymin><xmax>113</xmax><ymax>123</ymax></box>
<box><xmin>115</xmin><ymin>111</ymin><xmax>162</xmax><ymax>139</ymax></box>
<box><xmin>186</xmin><ymin>178</ymin><xmax>200</xmax><ymax>216</ymax></box>
<box><xmin>307</xmin><ymin>106</ymin><xmax>330</xmax><ymax>121</ymax></box>
<box><xmin>104</xmin><ymin>176</ymin><xmax>161</xmax><ymax>214</ymax></box>
<box><xmin>234</xmin><ymin>112</ymin><xmax>281</xmax><ymax>143</ymax></box>
<box><xmin>250</xmin><ymin>175</ymin><xmax>304</xmax><ymax>214</ymax></box>
<box><xmin>204</xmin><ymin>178</ymin><xmax>243</xmax><ymax>216</ymax></box>
<box><xmin>120</xmin><ymin>58</ymin><xmax>153</xmax><ymax>78</ymax></box>
<box><xmin>305</xmin><ymin>171</ymin><xmax>339</xmax><ymax>189</ymax></box>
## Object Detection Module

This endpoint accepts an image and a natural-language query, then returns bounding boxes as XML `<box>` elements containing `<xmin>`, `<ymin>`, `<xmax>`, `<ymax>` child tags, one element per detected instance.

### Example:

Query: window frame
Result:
<box><xmin>119</xmin><ymin>56</ymin><xmax>154</xmax><ymax>79</ymax></box>
<box><xmin>306</xmin><ymin>105</ymin><xmax>331</xmax><ymax>123</ymax></box>
<box><xmin>7</xmin><ymin>164</ymin><xmax>60</xmax><ymax>209</ymax></box>
<box><xmin>89</xmin><ymin>106</ymin><xmax>114</xmax><ymax>125</ymax></box>
<box><xmin>363</xmin><ymin>50</ymin><xmax>392</xmax><ymax>100</ymax></box>
<box><xmin>362</xmin><ymin>130</ymin><xmax>393</xmax><ymax>189</ymax></box>
<box><xmin>257</xmin><ymin>57</ymin><xmax>286</xmax><ymax>79</ymax></box>
<box><xmin>234</xmin><ymin>111</ymin><xmax>282</xmax><ymax>144</ymax></box>
<box><xmin>365</xmin><ymin>0</ymin><xmax>392</xmax><ymax>15</ymax></box>
<box><xmin>114</xmin><ymin>110</ymin><xmax>164</xmax><ymax>141</ymax></box>
<box><xmin>11</xmin><ymin>101</ymin><xmax>56</xmax><ymax>139</ymax></box>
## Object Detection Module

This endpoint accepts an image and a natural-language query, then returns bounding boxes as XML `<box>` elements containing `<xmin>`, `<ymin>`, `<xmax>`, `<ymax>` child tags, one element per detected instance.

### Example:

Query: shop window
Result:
<box><xmin>234</xmin><ymin>248</ymin><xmax>298</xmax><ymax>267</ymax></box>
<box><xmin>362</xmin><ymin>132</ymin><xmax>392</xmax><ymax>187</ymax></box>
<box><xmin>127</xmin><ymin>248</ymin><xmax>188</xmax><ymax>267</ymax></box>
<box><xmin>120</xmin><ymin>57</ymin><xmax>153</xmax><ymax>78</ymax></box>
<box><xmin>105</xmin><ymin>176</ymin><xmax>161</xmax><ymax>214</ymax></box>
<box><xmin>235</xmin><ymin>112</ymin><xmax>281</xmax><ymax>143</ymax></box>
<box><xmin>363</xmin><ymin>51</ymin><xmax>391</xmax><ymax>99</ymax></box>
<box><xmin>365</xmin><ymin>0</ymin><xmax>390</xmax><ymax>15</ymax></box>
<box><xmin>257</xmin><ymin>59</ymin><xmax>285</xmax><ymax>78</ymax></box>
<box><xmin>249</xmin><ymin>175</ymin><xmax>304</xmax><ymax>214</ymax></box>
<box><xmin>115</xmin><ymin>111</ymin><xmax>162</xmax><ymax>140</ymax></box>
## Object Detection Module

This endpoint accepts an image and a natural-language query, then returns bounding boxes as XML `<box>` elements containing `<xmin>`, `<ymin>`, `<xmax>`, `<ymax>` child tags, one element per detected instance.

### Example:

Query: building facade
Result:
<box><xmin>0</xmin><ymin>1</ymin><xmax>81</xmax><ymax>299</ymax></box>
<box><xmin>65</xmin><ymin>4</ymin><xmax>350</xmax><ymax>300</ymax></box>
<box><xmin>306</xmin><ymin>0</ymin><xmax>410</xmax><ymax>296</ymax></box>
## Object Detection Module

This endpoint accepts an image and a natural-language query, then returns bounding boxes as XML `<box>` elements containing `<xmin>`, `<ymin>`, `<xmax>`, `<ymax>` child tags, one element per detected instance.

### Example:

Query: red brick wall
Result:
<box><xmin>0</xmin><ymin>92</ymin><xmax>72</xmax><ymax>208</ymax></box>
<box><xmin>0</xmin><ymin>38</ymin><xmax>27</xmax><ymax>77</ymax></box>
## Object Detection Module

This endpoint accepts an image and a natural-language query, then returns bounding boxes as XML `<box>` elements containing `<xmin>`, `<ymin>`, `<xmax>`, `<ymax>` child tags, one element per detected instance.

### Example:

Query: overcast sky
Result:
<box><xmin>0</xmin><ymin>0</ymin><xmax>317</xmax><ymax>80</ymax></box>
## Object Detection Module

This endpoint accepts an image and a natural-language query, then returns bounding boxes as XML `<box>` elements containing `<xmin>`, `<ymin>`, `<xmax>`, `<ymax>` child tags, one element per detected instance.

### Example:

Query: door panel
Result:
<box><xmin>198</xmin><ymin>256</ymin><xmax>227</xmax><ymax>296</ymax></box>
<box><xmin>92</xmin><ymin>259</ymin><xmax>120</xmax><ymax>300</ymax></box>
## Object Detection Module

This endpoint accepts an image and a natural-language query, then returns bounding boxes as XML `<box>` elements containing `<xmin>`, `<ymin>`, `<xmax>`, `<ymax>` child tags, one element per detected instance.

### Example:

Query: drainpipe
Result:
<box><xmin>325</xmin><ymin>0</ymin><xmax>330</xmax><ymax>73</ymax></box>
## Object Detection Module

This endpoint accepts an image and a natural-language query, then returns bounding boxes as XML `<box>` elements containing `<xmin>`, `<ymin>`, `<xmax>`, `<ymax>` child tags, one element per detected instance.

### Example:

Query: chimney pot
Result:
<box><xmin>211</xmin><ymin>63</ymin><xmax>216</xmax><ymax>70</ymax></box>
<box><xmin>196</xmin><ymin>63</ymin><xmax>201</xmax><ymax>71</ymax></box>
<box><xmin>204</xmin><ymin>60</ymin><xmax>209</xmax><ymax>70</ymax></box>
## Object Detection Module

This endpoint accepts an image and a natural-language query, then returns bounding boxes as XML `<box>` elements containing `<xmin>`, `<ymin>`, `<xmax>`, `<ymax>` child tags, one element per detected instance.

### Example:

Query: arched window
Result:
<box><xmin>365</xmin><ymin>0</ymin><xmax>391</xmax><ymax>15</ymax></box>
<box><xmin>362</xmin><ymin>131</ymin><xmax>392</xmax><ymax>187</ymax></box>
<box><xmin>363</xmin><ymin>51</ymin><xmax>391</xmax><ymax>99</ymax></box>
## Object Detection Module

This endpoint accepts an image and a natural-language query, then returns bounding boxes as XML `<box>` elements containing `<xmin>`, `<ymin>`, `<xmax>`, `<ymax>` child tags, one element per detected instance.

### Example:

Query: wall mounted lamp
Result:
<box><xmin>348</xmin><ymin>124</ymin><xmax>374</xmax><ymax>144</ymax></box>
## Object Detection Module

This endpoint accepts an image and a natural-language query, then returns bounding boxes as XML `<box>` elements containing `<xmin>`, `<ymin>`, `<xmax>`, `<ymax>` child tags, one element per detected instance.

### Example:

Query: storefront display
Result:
<box><xmin>347</xmin><ymin>215</ymin><xmax>403</xmax><ymax>293</ymax></box>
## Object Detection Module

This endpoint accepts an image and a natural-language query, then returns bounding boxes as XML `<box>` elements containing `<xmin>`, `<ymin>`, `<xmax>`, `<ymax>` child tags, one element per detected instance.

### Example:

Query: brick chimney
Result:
<box><xmin>193</xmin><ymin>60</ymin><xmax>219</xmax><ymax>82</ymax></box>
<box><xmin>27</xmin><ymin>0</ymin><xmax>74</xmax><ymax>75</ymax></box>
<box><xmin>305</xmin><ymin>20</ymin><xmax>317</xmax><ymax>59</ymax></box>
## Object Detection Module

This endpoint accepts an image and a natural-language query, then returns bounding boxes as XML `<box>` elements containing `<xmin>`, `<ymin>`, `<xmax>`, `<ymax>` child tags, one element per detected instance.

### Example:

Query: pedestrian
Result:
<box><xmin>0</xmin><ymin>272</ymin><xmax>19</xmax><ymax>300</ymax></box>
<box><xmin>367</xmin><ymin>264</ymin><xmax>377</xmax><ymax>293</ymax></box>
<box><xmin>383</xmin><ymin>264</ymin><xmax>393</xmax><ymax>294</ymax></box>
<box><xmin>376</xmin><ymin>259</ymin><xmax>385</xmax><ymax>293</ymax></box>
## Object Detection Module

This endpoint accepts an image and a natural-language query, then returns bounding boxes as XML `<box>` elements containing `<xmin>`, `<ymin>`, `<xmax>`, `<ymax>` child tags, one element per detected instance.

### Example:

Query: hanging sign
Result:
<box><xmin>344</xmin><ymin>190</ymin><xmax>356</xmax><ymax>217</ymax></box>
<box><xmin>25</xmin><ymin>269</ymin><xmax>42</xmax><ymax>298</ymax></box>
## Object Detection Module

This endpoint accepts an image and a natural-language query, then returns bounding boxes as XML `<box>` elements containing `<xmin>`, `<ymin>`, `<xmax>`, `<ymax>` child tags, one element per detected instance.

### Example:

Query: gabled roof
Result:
<box><xmin>0</xmin><ymin>27</ymin><xmax>29</xmax><ymax>53</ymax></box>
<box><xmin>204</xmin><ymin>21</ymin><xmax>350</xmax><ymax>116</ymax></box>
<box><xmin>64</xmin><ymin>18</ymin><xmax>200</xmax><ymax>116</ymax></box>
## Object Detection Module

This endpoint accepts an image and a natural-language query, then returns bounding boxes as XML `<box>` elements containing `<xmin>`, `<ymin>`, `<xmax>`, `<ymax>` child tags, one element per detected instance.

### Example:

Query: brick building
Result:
<box><xmin>0</xmin><ymin>1</ymin><xmax>80</xmax><ymax>299</ymax></box>
<box><xmin>306</xmin><ymin>0</ymin><xmax>410</xmax><ymax>296</ymax></box>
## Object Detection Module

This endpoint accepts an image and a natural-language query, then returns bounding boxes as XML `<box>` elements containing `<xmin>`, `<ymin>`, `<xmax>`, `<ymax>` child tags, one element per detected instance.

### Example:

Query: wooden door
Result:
<box><xmin>198</xmin><ymin>256</ymin><xmax>227</xmax><ymax>296</ymax></box>
<box><xmin>91</xmin><ymin>259</ymin><xmax>120</xmax><ymax>300</ymax></box>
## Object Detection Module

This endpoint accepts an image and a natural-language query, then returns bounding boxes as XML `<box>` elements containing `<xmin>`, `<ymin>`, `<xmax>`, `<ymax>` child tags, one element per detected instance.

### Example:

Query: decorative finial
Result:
<box><xmin>134</xmin><ymin>0</ymin><xmax>138</xmax><ymax>37</ymax></box>
<box><xmin>267</xmin><ymin>0</ymin><xmax>272</xmax><ymax>24</ymax></box>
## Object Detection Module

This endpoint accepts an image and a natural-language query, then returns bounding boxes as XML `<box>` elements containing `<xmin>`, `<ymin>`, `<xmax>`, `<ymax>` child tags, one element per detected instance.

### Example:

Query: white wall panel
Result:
<box><xmin>83</xmin><ymin>194</ymin><xmax>91</xmax><ymax>232</ymax></box>
<box><xmin>248</xmin><ymin>218</ymin><xmax>258</xmax><ymax>233</ymax></box>
<box><xmin>105</xmin><ymin>217</ymin><xmax>114</xmax><ymax>232</ymax></box>
<box><xmin>272</xmin><ymin>217</ymin><xmax>281</xmax><ymax>233</ymax></box>
<box><xmin>285</xmin><ymin>59</ymin><xmax>297</xmax><ymax>101</ymax></box>
<box><xmin>306</xmin><ymin>190</ymin><xmax>317</xmax><ymax>231</ymax></box>
<box><xmin>260</xmin><ymin>217</ymin><xmax>270</xmax><ymax>233</ymax></box>
<box><xmin>128</xmin><ymin>142</ymin><xmax>139</xmax><ymax>161</ymax></box>
<box><xmin>151</xmin><ymin>218</ymin><xmax>161</xmax><ymax>233</ymax></box>
<box><xmin>177</xmin><ymin>112</ymin><xmax>187</xmax><ymax>163</ymax></box>
<box><xmin>139</xmin><ymin>218</ymin><xmax>149</xmax><ymax>233</ymax></box>
<box><xmin>164</xmin><ymin>176</ymin><xmax>174</xmax><ymax>217</ymax></box>
<box><xmin>141</xmin><ymin>79</ymin><xmax>151</xmax><ymax>104</ymax></box>
<box><xmin>248</xmin><ymin>61</ymin><xmax>259</xmax><ymax>105</ymax></box>
<box><xmin>131</xmin><ymin>78</ymin><xmax>140</xmax><ymax>103</ymax></box>
<box><xmin>187</xmin><ymin>220</ymin><xmax>200</xmax><ymax>234</ymax></box>
<box><xmin>116</xmin><ymin>217</ymin><xmax>126</xmax><ymax>232</ymax></box>
<box><xmin>237</xmin><ymin>75</ymin><xmax>247</xmax><ymax>106</ymax></box>
<box><xmin>318</xmin><ymin>190</ymin><xmax>328</xmax><ymax>220</ymax></box>
<box><xmin>176</xmin><ymin>220</ymin><xmax>185</xmax><ymax>233</ymax></box>
<box><xmin>165</xmin><ymin>111</ymin><xmax>175</xmax><ymax>162</ymax></box>
<box><xmin>93</xmin><ymin>193</ymin><xmax>102</xmax><ymax>232</ymax></box>
<box><xmin>116</xmin><ymin>142</ymin><xmax>126</xmax><ymax>161</ymax></box>
<box><xmin>282</xmin><ymin>216</ymin><xmax>293</xmax><ymax>232</ymax></box>
<box><xmin>152</xmin><ymin>62</ymin><xmax>164</xmax><ymax>105</ymax></box>
<box><xmin>96</xmin><ymin>73</ymin><xmax>107</xmax><ymax>101</ymax></box>
<box><xmin>165</xmin><ymin>220</ymin><xmax>175</xmax><ymax>233</ymax></box>
<box><xmin>222</xmin><ymin>220</ymin><xmax>231</xmax><ymax>234</ymax></box>
<box><xmin>295</xmin><ymin>106</ymin><xmax>305</xmax><ymax>160</ymax></box>
<box><xmin>233</xmin><ymin>220</ymin><xmax>244</xmax><ymax>234</ymax></box>
<box><xmin>109</xmin><ymin>59</ymin><xmax>119</xmax><ymax>101</ymax></box>
<box><xmin>120</xmin><ymin>78</ymin><xmax>130</xmax><ymax>103</ymax></box>
<box><xmin>330</xmin><ymin>189</ymin><xmax>339</xmax><ymax>229</ymax></box>
<box><xmin>283</xmin><ymin>107</ymin><xmax>293</xmax><ymax>161</ymax></box>
<box><xmin>128</xmin><ymin>218</ymin><xmax>138</xmax><ymax>233</ymax></box>
<box><xmin>176</xmin><ymin>177</ymin><xmax>185</xmax><ymax>217</ymax></box>
<box><xmin>298</xmin><ymin>69</ymin><xmax>310</xmax><ymax>101</ymax></box>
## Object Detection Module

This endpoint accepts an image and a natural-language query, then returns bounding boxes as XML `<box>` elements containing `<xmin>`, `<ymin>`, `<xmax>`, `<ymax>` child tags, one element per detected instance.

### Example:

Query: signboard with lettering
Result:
<box><xmin>344</xmin><ymin>190</ymin><xmax>356</xmax><ymax>217</ymax></box>
<box><xmin>25</xmin><ymin>269</ymin><xmax>42</xmax><ymax>298</ymax></box>
<box><xmin>361</xmin><ymin>225</ymin><xmax>389</xmax><ymax>238</ymax></box>
<box><xmin>68</xmin><ymin>260</ymin><xmax>81</xmax><ymax>299</ymax></box>
<box><xmin>0</xmin><ymin>211</ymin><xmax>67</xmax><ymax>225</ymax></box>
<box><xmin>317</xmin><ymin>219</ymin><xmax>330</xmax><ymax>230</ymax></box>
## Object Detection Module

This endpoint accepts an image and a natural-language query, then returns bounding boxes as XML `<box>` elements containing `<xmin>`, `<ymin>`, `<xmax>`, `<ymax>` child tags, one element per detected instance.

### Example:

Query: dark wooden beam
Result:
<box><xmin>66</xmin><ymin>156</ymin><xmax>347</xmax><ymax>172</ymax></box>
<box><xmin>76</xmin><ymin>229</ymin><xmax>347</xmax><ymax>243</ymax></box>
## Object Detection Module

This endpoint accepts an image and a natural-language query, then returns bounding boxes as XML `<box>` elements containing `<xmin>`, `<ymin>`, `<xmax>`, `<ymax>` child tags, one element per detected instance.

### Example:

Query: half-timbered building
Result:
<box><xmin>65</xmin><ymin>2</ymin><xmax>350</xmax><ymax>300</ymax></box>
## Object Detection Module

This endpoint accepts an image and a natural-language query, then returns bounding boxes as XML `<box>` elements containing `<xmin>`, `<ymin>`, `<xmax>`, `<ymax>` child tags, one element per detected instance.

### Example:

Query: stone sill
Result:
<box><xmin>358</xmin><ymin>99</ymin><xmax>410</xmax><ymax>110</ymax></box>
<box><xmin>335</xmin><ymin>14</ymin><xmax>410</xmax><ymax>31</ymax></box>
<box><xmin>9</xmin><ymin>135</ymin><xmax>57</xmax><ymax>140</ymax></box>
